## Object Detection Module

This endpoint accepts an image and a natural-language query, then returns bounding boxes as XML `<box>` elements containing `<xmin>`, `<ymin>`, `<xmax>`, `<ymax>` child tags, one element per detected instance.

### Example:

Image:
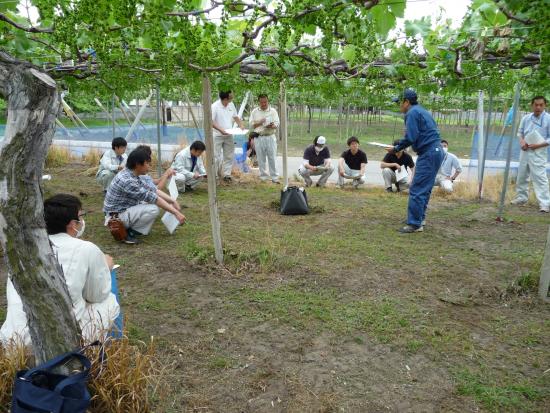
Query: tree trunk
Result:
<box><xmin>201</xmin><ymin>75</ymin><xmax>223</xmax><ymax>264</ymax></box>
<box><xmin>0</xmin><ymin>52</ymin><xmax>80</xmax><ymax>364</ymax></box>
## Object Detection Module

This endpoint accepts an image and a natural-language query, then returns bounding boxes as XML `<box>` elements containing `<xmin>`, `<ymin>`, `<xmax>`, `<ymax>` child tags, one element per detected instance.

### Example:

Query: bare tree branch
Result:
<box><xmin>0</xmin><ymin>12</ymin><xmax>53</xmax><ymax>33</ymax></box>
<box><xmin>29</xmin><ymin>36</ymin><xmax>64</xmax><ymax>56</ymax></box>
<box><xmin>166</xmin><ymin>1</ymin><xmax>222</xmax><ymax>17</ymax></box>
<box><xmin>494</xmin><ymin>0</ymin><xmax>533</xmax><ymax>25</ymax></box>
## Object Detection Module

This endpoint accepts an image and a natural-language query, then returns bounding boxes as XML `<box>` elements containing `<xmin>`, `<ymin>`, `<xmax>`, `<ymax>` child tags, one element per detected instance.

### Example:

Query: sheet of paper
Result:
<box><xmin>168</xmin><ymin>177</ymin><xmax>179</xmax><ymax>201</ymax></box>
<box><xmin>525</xmin><ymin>130</ymin><xmax>545</xmax><ymax>145</ymax></box>
<box><xmin>395</xmin><ymin>167</ymin><xmax>408</xmax><ymax>182</ymax></box>
<box><xmin>161</xmin><ymin>212</ymin><xmax>180</xmax><ymax>234</ymax></box>
<box><xmin>225</xmin><ymin>128</ymin><xmax>249</xmax><ymax>135</ymax></box>
<box><xmin>367</xmin><ymin>141</ymin><xmax>393</xmax><ymax>148</ymax></box>
<box><xmin>112</xmin><ymin>264</ymin><xmax>120</xmax><ymax>270</ymax></box>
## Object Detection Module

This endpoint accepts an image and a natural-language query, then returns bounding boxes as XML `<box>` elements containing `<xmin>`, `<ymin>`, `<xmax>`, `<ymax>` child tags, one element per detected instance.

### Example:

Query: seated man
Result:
<box><xmin>96</xmin><ymin>137</ymin><xmax>128</xmax><ymax>193</ymax></box>
<box><xmin>434</xmin><ymin>140</ymin><xmax>462</xmax><ymax>193</ymax></box>
<box><xmin>337</xmin><ymin>136</ymin><xmax>368</xmax><ymax>189</ymax></box>
<box><xmin>172</xmin><ymin>141</ymin><xmax>207</xmax><ymax>192</ymax></box>
<box><xmin>381</xmin><ymin>140</ymin><xmax>415</xmax><ymax>192</ymax></box>
<box><xmin>298</xmin><ymin>136</ymin><xmax>334</xmax><ymax>187</ymax></box>
<box><xmin>103</xmin><ymin>148</ymin><xmax>185</xmax><ymax>244</ymax></box>
<box><xmin>1</xmin><ymin>194</ymin><xmax>120</xmax><ymax>346</ymax></box>
<box><xmin>136</xmin><ymin>144</ymin><xmax>175</xmax><ymax>191</ymax></box>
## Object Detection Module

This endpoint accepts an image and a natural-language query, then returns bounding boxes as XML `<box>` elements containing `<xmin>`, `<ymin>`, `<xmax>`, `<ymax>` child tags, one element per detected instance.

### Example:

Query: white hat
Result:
<box><xmin>317</xmin><ymin>136</ymin><xmax>326</xmax><ymax>145</ymax></box>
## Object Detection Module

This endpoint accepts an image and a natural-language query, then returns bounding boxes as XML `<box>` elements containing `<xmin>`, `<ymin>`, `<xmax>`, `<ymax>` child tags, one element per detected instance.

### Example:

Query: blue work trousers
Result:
<box><xmin>407</xmin><ymin>145</ymin><xmax>444</xmax><ymax>227</ymax></box>
<box><xmin>110</xmin><ymin>269</ymin><xmax>123</xmax><ymax>338</ymax></box>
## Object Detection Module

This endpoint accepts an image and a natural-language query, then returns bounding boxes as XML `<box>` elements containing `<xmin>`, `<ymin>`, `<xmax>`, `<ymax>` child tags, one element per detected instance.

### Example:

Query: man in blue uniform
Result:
<box><xmin>387</xmin><ymin>89</ymin><xmax>444</xmax><ymax>233</ymax></box>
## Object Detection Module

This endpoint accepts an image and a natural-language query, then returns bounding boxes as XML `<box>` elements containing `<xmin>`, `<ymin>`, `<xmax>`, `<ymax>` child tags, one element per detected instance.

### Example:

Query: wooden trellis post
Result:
<box><xmin>201</xmin><ymin>74</ymin><xmax>224</xmax><ymax>264</ymax></box>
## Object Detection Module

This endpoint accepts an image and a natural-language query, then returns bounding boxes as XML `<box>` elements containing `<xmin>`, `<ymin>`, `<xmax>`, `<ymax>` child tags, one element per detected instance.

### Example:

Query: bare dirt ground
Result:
<box><xmin>1</xmin><ymin>163</ymin><xmax>549</xmax><ymax>412</ymax></box>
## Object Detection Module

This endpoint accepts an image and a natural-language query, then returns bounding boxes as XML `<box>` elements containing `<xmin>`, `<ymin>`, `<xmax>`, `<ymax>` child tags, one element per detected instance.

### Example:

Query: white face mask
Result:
<box><xmin>442</xmin><ymin>147</ymin><xmax>448</xmax><ymax>153</ymax></box>
<box><xmin>75</xmin><ymin>219</ymin><xmax>85</xmax><ymax>238</ymax></box>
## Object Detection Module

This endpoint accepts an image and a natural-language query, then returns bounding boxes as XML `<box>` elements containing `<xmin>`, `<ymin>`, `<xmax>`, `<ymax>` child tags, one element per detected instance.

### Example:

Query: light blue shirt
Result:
<box><xmin>439</xmin><ymin>152</ymin><xmax>461</xmax><ymax>177</ymax></box>
<box><xmin>518</xmin><ymin>111</ymin><xmax>550</xmax><ymax>144</ymax></box>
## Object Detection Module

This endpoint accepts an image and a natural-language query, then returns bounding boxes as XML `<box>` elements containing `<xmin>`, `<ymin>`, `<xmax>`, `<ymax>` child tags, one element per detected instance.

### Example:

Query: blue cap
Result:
<box><xmin>392</xmin><ymin>88</ymin><xmax>418</xmax><ymax>103</ymax></box>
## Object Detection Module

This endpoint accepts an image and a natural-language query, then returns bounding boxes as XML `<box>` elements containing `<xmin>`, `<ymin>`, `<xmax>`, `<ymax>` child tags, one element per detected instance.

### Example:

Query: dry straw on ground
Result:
<box><xmin>83</xmin><ymin>147</ymin><xmax>102</xmax><ymax>167</ymax></box>
<box><xmin>434</xmin><ymin>174</ymin><xmax>520</xmax><ymax>204</ymax></box>
<box><xmin>0</xmin><ymin>341</ymin><xmax>31</xmax><ymax>410</ymax></box>
<box><xmin>45</xmin><ymin>145</ymin><xmax>74</xmax><ymax>168</ymax></box>
<box><xmin>0</xmin><ymin>335</ymin><xmax>160</xmax><ymax>413</ymax></box>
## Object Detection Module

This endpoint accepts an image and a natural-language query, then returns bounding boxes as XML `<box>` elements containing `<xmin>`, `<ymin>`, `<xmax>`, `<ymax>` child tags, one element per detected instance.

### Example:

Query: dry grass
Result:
<box><xmin>86</xmin><ymin>336</ymin><xmax>161</xmax><ymax>413</ymax></box>
<box><xmin>0</xmin><ymin>335</ymin><xmax>160</xmax><ymax>413</ymax></box>
<box><xmin>433</xmin><ymin>174</ymin><xmax>516</xmax><ymax>203</ymax></box>
<box><xmin>45</xmin><ymin>145</ymin><xmax>74</xmax><ymax>168</ymax></box>
<box><xmin>83</xmin><ymin>148</ymin><xmax>102</xmax><ymax>167</ymax></box>
<box><xmin>0</xmin><ymin>341</ymin><xmax>32</xmax><ymax>411</ymax></box>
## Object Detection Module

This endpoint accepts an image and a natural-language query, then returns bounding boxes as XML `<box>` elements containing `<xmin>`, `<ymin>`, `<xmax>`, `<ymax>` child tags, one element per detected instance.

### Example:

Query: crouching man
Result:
<box><xmin>298</xmin><ymin>136</ymin><xmax>334</xmax><ymax>187</ymax></box>
<box><xmin>96</xmin><ymin>137</ymin><xmax>128</xmax><ymax>193</ymax></box>
<box><xmin>103</xmin><ymin>147</ymin><xmax>186</xmax><ymax>244</ymax></box>
<box><xmin>172</xmin><ymin>140</ymin><xmax>207</xmax><ymax>192</ymax></box>
<box><xmin>337</xmin><ymin>136</ymin><xmax>368</xmax><ymax>189</ymax></box>
<box><xmin>434</xmin><ymin>140</ymin><xmax>462</xmax><ymax>193</ymax></box>
<box><xmin>381</xmin><ymin>140</ymin><xmax>415</xmax><ymax>193</ymax></box>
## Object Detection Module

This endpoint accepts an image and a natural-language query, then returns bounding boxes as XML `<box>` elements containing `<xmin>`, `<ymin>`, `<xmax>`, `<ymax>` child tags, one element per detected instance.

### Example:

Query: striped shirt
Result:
<box><xmin>103</xmin><ymin>168</ymin><xmax>158</xmax><ymax>213</ymax></box>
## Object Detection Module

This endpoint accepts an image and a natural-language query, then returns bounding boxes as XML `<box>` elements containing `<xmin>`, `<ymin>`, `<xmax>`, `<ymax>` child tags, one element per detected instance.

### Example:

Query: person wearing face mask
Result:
<box><xmin>298</xmin><ymin>136</ymin><xmax>334</xmax><ymax>187</ymax></box>
<box><xmin>511</xmin><ymin>96</ymin><xmax>550</xmax><ymax>213</ymax></box>
<box><xmin>434</xmin><ymin>140</ymin><xmax>462</xmax><ymax>193</ymax></box>
<box><xmin>0</xmin><ymin>194</ymin><xmax>121</xmax><ymax>346</ymax></box>
<box><xmin>96</xmin><ymin>137</ymin><xmax>128</xmax><ymax>194</ymax></box>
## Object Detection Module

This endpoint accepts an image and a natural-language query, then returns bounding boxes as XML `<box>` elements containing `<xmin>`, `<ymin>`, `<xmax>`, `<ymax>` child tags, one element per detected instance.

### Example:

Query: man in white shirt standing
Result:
<box><xmin>434</xmin><ymin>140</ymin><xmax>462</xmax><ymax>193</ymax></box>
<box><xmin>96</xmin><ymin>137</ymin><xmax>128</xmax><ymax>193</ymax></box>
<box><xmin>511</xmin><ymin>96</ymin><xmax>550</xmax><ymax>212</ymax></box>
<box><xmin>211</xmin><ymin>90</ymin><xmax>245</xmax><ymax>182</ymax></box>
<box><xmin>249</xmin><ymin>94</ymin><xmax>280</xmax><ymax>183</ymax></box>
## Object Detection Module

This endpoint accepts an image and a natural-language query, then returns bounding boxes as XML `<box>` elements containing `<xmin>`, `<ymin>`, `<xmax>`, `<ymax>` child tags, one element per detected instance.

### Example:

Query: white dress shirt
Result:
<box><xmin>0</xmin><ymin>233</ymin><xmax>120</xmax><ymax>345</ymax></box>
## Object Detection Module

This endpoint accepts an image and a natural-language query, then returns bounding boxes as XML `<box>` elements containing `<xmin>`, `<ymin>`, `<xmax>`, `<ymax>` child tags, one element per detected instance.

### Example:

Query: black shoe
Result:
<box><xmin>223</xmin><ymin>176</ymin><xmax>232</xmax><ymax>182</ymax></box>
<box><xmin>396</xmin><ymin>183</ymin><xmax>401</xmax><ymax>192</ymax></box>
<box><xmin>127</xmin><ymin>228</ymin><xmax>143</xmax><ymax>237</ymax></box>
<box><xmin>386</xmin><ymin>187</ymin><xmax>393</xmax><ymax>193</ymax></box>
<box><xmin>185</xmin><ymin>185</ymin><xmax>194</xmax><ymax>192</ymax></box>
<box><xmin>123</xmin><ymin>234</ymin><xmax>139</xmax><ymax>244</ymax></box>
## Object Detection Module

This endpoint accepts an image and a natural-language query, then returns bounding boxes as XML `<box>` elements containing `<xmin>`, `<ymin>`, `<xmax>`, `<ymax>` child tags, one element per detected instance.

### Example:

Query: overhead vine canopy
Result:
<box><xmin>0</xmin><ymin>0</ymin><xmax>548</xmax><ymax>103</ymax></box>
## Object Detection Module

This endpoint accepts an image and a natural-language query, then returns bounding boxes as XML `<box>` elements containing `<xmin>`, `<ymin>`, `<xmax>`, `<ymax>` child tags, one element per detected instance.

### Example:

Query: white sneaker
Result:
<box><xmin>540</xmin><ymin>207</ymin><xmax>549</xmax><ymax>213</ymax></box>
<box><xmin>511</xmin><ymin>198</ymin><xmax>527</xmax><ymax>206</ymax></box>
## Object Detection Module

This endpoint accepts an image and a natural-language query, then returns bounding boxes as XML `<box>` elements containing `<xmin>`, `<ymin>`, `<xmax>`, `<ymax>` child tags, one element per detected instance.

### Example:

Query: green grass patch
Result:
<box><xmin>126</xmin><ymin>322</ymin><xmax>149</xmax><ymax>343</ymax></box>
<box><xmin>229</xmin><ymin>285</ymin><xmax>421</xmax><ymax>344</ymax></box>
<box><xmin>454</xmin><ymin>369</ymin><xmax>547</xmax><ymax>411</ymax></box>
<box><xmin>208</xmin><ymin>355</ymin><xmax>235</xmax><ymax>370</ymax></box>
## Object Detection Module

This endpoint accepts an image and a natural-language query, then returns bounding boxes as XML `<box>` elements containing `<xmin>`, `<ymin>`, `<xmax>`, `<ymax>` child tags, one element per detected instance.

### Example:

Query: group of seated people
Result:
<box><xmin>295</xmin><ymin>136</ymin><xmax>462</xmax><ymax>192</ymax></box>
<box><xmin>96</xmin><ymin>138</ymin><xmax>211</xmax><ymax>244</ymax></box>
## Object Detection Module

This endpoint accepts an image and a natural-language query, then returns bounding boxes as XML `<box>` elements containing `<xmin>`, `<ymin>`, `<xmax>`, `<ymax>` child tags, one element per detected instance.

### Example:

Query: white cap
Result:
<box><xmin>317</xmin><ymin>136</ymin><xmax>326</xmax><ymax>145</ymax></box>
